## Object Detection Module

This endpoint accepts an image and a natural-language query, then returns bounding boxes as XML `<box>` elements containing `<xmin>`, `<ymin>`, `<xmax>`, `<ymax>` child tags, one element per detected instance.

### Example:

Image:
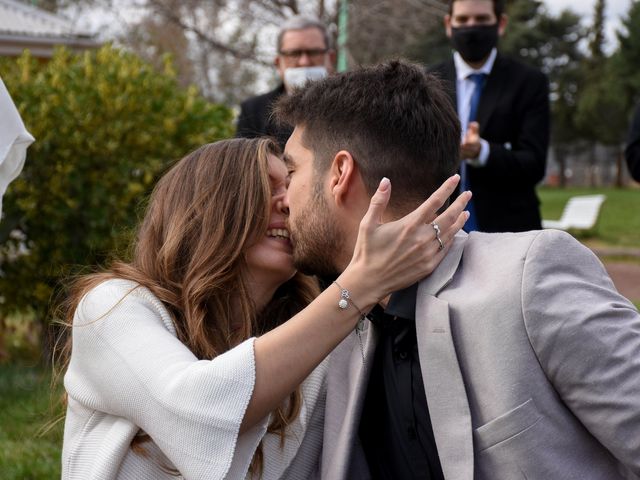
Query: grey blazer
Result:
<box><xmin>321</xmin><ymin>230</ymin><xmax>640</xmax><ymax>480</ymax></box>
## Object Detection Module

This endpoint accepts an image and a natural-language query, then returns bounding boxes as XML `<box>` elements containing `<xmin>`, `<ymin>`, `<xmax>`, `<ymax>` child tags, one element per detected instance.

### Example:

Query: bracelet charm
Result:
<box><xmin>338</xmin><ymin>287</ymin><xmax>350</xmax><ymax>309</ymax></box>
<box><xmin>333</xmin><ymin>280</ymin><xmax>368</xmax><ymax>364</ymax></box>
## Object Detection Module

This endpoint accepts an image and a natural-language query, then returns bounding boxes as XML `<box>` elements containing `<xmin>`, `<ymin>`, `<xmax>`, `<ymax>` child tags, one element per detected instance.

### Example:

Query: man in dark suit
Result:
<box><xmin>625</xmin><ymin>102</ymin><xmax>640</xmax><ymax>182</ymax></box>
<box><xmin>236</xmin><ymin>16</ymin><xmax>335</xmax><ymax>149</ymax></box>
<box><xmin>430</xmin><ymin>0</ymin><xmax>550</xmax><ymax>232</ymax></box>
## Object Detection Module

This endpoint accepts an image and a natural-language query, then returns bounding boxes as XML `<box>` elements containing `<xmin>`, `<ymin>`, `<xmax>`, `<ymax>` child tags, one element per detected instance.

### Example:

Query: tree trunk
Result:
<box><xmin>555</xmin><ymin>145</ymin><xmax>567</xmax><ymax>188</ymax></box>
<box><xmin>616</xmin><ymin>145</ymin><xmax>625</xmax><ymax>187</ymax></box>
<box><xmin>589</xmin><ymin>143</ymin><xmax>597</xmax><ymax>188</ymax></box>
<box><xmin>0</xmin><ymin>316</ymin><xmax>7</xmax><ymax>362</ymax></box>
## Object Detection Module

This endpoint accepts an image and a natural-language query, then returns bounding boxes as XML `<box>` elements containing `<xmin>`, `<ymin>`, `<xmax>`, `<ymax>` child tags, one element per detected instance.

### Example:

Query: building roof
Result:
<box><xmin>0</xmin><ymin>0</ymin><xmax>100</xmax><ymax>57</ymax></box>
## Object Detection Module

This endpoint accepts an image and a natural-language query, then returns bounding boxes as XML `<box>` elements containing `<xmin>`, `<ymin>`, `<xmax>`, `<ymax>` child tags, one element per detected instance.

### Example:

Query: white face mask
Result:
<box><xmin>284</xmin><ymin>66</ymin><xmax>328</xmax><ymax>90</ymax></box>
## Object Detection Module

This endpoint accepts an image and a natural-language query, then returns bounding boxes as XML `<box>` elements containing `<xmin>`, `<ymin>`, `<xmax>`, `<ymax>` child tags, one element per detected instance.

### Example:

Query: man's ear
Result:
<box><xmin>498</xmin><ymin>14</ymin><xmax>508</xmax><ymax>36</ymax></box>
<box><xmin>444</xmin><ymin>14</ymin><xmax>452</xmax><ymax>38</ymax></box>
<box><xmin>329</xmin><ymin>150</ymin><xmax>359</xmax><ymax>207</ymax></box>
<box><xmin>274</xmin><ymin>55</ymin><xmax>286</xmax><ymax>81</ymax></box>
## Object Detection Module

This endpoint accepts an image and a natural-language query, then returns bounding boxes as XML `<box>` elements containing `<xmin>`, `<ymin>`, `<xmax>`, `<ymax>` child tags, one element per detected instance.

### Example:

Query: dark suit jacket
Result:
<box><xmin>625</xmin><ymin>103</ymin><xmax>640</xmax><ymax>182</ymax></box>
<box><xmin>236</xmin><ymin>84</ymin><xmax>293</xmax><ymax>149</ymax></box>
<box><xmin>430</xmin><ymin>55</ymin><xmax>550</xmax><ymax>233</ymax></box>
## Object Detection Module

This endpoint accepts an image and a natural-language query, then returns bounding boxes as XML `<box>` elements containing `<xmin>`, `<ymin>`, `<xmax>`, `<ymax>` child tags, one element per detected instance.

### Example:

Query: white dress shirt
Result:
<box><xmin>453</xmin><ymin>48</ymin><xmax>497</xmax><ymax>167</ymax></box>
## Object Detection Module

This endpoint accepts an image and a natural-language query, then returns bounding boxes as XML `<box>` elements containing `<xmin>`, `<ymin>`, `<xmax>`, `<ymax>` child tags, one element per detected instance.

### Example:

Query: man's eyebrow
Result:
<box><xmin>283</xmin><ymin>153</ymin><xmax>295</xmax><ymax>167</ymax></box>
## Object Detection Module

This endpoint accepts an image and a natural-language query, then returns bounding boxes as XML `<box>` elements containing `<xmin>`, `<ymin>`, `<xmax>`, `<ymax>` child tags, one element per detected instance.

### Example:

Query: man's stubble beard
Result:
<box><xmin>290</xmin><ymin>185</ymin><xmax>345</xmax><ymax>279</ymax></box>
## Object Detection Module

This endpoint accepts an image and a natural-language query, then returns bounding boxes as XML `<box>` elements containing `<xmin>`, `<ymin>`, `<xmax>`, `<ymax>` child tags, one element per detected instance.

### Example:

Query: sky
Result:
<box><xmin>542</xmin><ymin>0</ymin><xmax>634</xmax><ymax>51</ymax></box>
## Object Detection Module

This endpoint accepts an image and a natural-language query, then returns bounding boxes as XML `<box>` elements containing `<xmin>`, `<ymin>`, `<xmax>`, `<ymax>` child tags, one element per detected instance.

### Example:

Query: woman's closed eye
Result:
<box><xmin>286</xmin><ymin>170</ymin><xmax>294</xmax><ymax>187</ymax></box>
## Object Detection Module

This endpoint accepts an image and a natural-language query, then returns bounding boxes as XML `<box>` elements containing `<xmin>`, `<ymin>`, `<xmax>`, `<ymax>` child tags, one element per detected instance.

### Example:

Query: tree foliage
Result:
<box><xmin>575</xmin><ymin>0</ymin><xmax>628</xmax><ymax>146</ymax></box>
<box><xmin>348</xmin><ymin>0</ymin><xmax>448</xmax><ymax>66</ymax></box>
<box><xmin>611</xmin><ymin>0</ymin><xmax>640</xmax><ymax>109</ymax></box>
<box><xmin>53</xmin><ymin>0</ymin><xmax>342</xmax><ymax>105</ymax></box>
<box><xmin>25</xmin><ymin>0</ymin><xmax>457</xmax><ymax>102</ymax></box>
<box><xmin>0</xmin><ymin>45</ymin><xmax>234</xmax><ymax>320</ymax></box>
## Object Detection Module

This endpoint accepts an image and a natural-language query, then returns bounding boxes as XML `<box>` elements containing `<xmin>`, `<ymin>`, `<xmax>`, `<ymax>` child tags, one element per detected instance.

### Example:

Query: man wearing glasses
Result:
<box><xmin>236</xmin><ymin>16</ymin><xmax>335</xmax><ymax>148</ymax></box>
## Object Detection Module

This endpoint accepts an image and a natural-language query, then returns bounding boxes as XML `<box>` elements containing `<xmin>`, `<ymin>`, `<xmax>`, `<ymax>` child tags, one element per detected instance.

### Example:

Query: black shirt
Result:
<box><xmin>359</xmin><ymin>284</ymin><xmax>444</xmax><ymax>480</ymax></box>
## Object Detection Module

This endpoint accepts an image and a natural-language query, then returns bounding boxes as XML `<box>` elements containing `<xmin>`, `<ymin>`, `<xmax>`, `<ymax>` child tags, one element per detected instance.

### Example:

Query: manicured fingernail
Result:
<box><xmin>379</xmin><ymin>177</ymin><xmax>390</xmax><ymax>191</ymax></box>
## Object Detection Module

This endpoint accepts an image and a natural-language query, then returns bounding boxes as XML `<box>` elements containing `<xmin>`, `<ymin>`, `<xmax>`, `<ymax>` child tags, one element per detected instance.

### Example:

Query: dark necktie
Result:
<box><xmin>461</xmin><ymin>72</ymin><xmax>486</xmax><ymax>232</ymax></box>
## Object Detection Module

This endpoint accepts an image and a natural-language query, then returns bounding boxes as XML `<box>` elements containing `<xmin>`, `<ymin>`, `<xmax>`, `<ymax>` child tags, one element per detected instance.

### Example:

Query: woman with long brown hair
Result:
<box><xmin>60</xmin><ymin>137</ymin><xmax>469</xmax><ymax>479</ymax></box>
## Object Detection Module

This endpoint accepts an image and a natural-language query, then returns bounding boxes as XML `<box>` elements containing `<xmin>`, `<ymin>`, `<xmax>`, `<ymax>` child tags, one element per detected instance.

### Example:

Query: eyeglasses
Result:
<box><xmin>278</xmin><ymin>48</ymin><xmax>328</xmax><ymax>60</ymax></box>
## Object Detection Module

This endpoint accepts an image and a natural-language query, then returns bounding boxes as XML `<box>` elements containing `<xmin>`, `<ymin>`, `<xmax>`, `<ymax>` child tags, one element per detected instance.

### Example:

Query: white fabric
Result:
<box><xmin>454</xmin><ymin>48</ymin><xmax>496</xmax><ymax>167</ymax></box>
<box><xmin>63</xmin><ymin>278</ymin><xmax>327</xmax><ymax>479</ymax></box>
<box><xmin>0</xmin><ymin>76</ymin><xmax>34</xmax><ymax>217</ymax></box>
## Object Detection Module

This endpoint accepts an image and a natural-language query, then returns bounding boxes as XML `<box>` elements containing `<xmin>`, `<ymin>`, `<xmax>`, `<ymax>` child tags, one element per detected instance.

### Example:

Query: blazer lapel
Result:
<box><xmin>415</xmin><ymin>233</ymin><xmax>474</xmax><ymax>480</ymax></box>
<box><xmin>476</xmin><ymin>54</ymin><xmax>506</xmax><ymax>134</ymax></box>
<box><xmin>322</xmin><ymin>322</ymin><xmax>378</xmax><ymax>480</ymax></box>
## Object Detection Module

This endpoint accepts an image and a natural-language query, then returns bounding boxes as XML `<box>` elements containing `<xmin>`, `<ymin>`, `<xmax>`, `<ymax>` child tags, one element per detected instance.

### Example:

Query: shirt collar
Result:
<box><xmin>382</xmin><ymin>283</ymin><xmax>418</xmax><ymax>320</ymax></box>
<box><xmin>454</xmin><ymin>48</ymin><xmax>497</xmax><ymax>81</ymax></box>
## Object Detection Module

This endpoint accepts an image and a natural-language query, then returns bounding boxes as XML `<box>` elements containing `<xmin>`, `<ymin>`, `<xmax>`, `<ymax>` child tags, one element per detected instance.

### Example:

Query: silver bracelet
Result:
<box><xmin>333</xmin><ymin>280</ymin><xmax>368</xmax><ymax>363</ymax></box>
<box><xmin>333</xmin><ymin>280</ymin><xmax>365</xmax><ymax>316</ymax></box>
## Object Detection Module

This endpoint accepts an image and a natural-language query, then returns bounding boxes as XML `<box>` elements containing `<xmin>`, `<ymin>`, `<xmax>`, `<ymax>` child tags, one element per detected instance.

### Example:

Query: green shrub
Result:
<box><xmin>0</xmin><ymin>45</ymin><xmax>234</xmax><ymax>325</ymax></box>
<box><xmin>0</xmin><ymin>310</ymin><xmax>41</xmax><ymax>364</ymax></box>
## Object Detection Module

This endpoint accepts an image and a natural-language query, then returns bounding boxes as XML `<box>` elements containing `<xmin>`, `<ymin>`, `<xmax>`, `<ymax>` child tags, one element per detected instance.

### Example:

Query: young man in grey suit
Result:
<box><xmin>275</xmin><ymin>60</ymin><xmax>640</xmax><ymax>479</ymax></box>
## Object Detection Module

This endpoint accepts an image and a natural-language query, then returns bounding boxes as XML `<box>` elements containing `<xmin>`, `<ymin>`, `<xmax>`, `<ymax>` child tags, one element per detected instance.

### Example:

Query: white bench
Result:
<box><xmin>542</xmin><ymin>194</ymin><xmax>606</xmax><ymax>231</ymax></box>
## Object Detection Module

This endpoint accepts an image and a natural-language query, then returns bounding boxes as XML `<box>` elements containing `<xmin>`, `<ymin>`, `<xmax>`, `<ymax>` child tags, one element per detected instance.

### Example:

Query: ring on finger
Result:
<box><xmin>431</xmin><ymin>222</ymin><xmax>444</xmax><ymax>251</ymax></box>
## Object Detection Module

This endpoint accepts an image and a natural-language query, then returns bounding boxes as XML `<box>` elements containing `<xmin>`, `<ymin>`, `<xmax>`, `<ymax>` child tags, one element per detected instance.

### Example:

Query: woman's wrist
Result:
<box><xmin>333</xmin><ymin>280</ymin><xmax>367</xmax><ymax>316</ymax></box>
<box><xmin>334</xmin><ymin>265</ymin><xmax>382</xmax><ymax>316</ymax></box>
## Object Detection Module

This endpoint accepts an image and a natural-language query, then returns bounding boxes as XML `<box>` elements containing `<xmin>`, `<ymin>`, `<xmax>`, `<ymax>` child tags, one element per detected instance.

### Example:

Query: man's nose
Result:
<box><xmin>297</xmin><ymin>53</ymin><xmax>312</xmax><ymax>66</ymax></box>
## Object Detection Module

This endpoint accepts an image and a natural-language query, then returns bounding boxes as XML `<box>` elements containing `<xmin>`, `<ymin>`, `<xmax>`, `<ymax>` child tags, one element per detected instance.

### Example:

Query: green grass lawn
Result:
<box><xmin>0</xmin><ymin>364</ymin><xmax>63</xmax><ymax>479</ymax></box>
<box><xmin>539</xmin><ymin>186</ymin><xmax>640</xmax><ymax>305</ymax></box>
<box><xmin>537</xmin><ymin>186</ymin><xmax>640</xmax><ymax>248</ymax></box>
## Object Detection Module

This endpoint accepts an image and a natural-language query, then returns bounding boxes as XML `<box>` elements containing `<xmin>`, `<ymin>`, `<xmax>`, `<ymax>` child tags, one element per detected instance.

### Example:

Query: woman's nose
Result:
<box><xmin>277</xmin><ymin>198</ymin><xmax>289</xmax><ymax>215</ymax></box>
<box><xmin>274</xmin><ymin>194</ymin><xmax>289</xmax><ymax>215</ymax></box>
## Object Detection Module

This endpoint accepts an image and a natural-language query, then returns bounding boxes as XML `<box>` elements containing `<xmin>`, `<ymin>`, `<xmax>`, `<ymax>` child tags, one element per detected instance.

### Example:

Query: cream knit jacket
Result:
<box><xmin>62</xmin><ymin>279</ymin><xmax>327</xmax><ymax>479</ymax></box>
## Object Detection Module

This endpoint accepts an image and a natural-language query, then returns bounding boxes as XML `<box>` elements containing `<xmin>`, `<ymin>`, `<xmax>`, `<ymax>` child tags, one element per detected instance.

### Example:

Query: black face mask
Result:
<box><xmin>450</xmin><ymin>24</ymin><xmax>499</xmax><ymax>64</ymax></box>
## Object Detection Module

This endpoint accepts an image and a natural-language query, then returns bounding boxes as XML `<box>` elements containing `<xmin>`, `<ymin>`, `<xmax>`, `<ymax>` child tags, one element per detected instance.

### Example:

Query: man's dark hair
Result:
<box><xmin>275</xmin><ymin>60</ymin><xmax>461</xmax><ymax>213</ymax></box>
<box><xmin>448</xmin><ymin>0</ymin><xmax>505</xmax><ymax>18</ymax></box>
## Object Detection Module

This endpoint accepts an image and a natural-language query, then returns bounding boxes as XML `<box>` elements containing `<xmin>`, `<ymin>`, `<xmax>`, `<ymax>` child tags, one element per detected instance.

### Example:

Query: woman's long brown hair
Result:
<box><xmin>56</xmin><ymin>138</ymin><xmax>319</xmax><ymax>476</ymax></box>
